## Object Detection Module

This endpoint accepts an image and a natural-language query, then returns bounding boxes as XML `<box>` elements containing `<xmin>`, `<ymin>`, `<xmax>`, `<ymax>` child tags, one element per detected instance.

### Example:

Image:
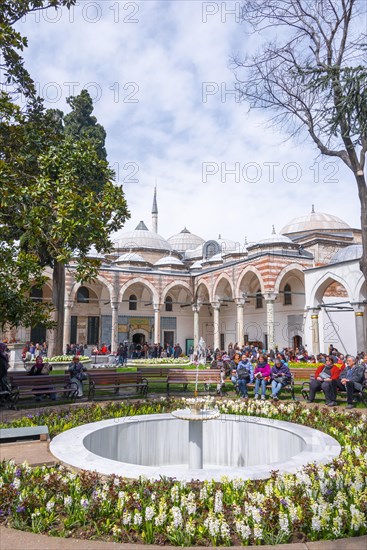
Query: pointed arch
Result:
<box><xmin>309</xmin><ymin>271</ymin><xmax>353</xmax><ymax>308</ymax></box>
<box><xmin>161</xmin><ymin>280</ymin><xmax>193</xmax><ymax>303</ymax></box>
<box><xmin>235</xmin><ymin>265</ymin><xmax>265</xmax><ymax>298</ymax></box>
<box><xmin>68</xmin><ymin>274</ymin><xmax>114</xmax><ymax>303</ymax></box>
<box><xmin>273</xmin><ymin>263</ymin><xmax>305</xmax><ymax>294</ymax></box>
<box><xmin>212</xmin><ymin>273</ymin><xmax>234</xmax><ymax>302</ymax></box>
<box><xmin>118</xmin><ymin>277</ymin><xmax>159</xmax><ymax>304</ymax></box>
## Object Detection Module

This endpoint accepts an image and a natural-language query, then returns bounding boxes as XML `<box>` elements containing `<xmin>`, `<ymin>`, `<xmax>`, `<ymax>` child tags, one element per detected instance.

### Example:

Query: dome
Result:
<box><xmin>255</xmin><ymin>226</ymin><xmax>294</xmax><ymax>246</ymax></box>
<box><xmin>113</xmin><ymin>221</ymin><xmax>172</xmax><ymax>252</ymax></box>
<box><xmin>204</xmin><ymin>253</ymin><xmax>223</xmax><ymax>264</ymax></box>
<box><xmin>329</xmin><ymin>245</ymin><xmax>362</xmax><ymax>264</ymax></box>
<box><xmin>216</xmin><ymin>235</ymin><xmax>239</xmax><ymax>252</ymax></box>
<box><xmin>86</xmin><ymin>246</ymin><xmax>106</xmax><ymax>260</ymax></box>
<box><xmin>168</xmin><ymin>227</ymin><xmax>205</xmax><ymax>252</ymax></box>
<box><xmin>281</xmin><ymin>207</ymin><xmax>351</xmax><ymax>235</ymax></box>
<box><xmin>154</xmin><ymin>256</ymin><xmax>185</xmax><ymax>267</ymax></box>
<box><xmin>185</xmin><ymin>244</ymin><xmax>203</xmax><ymax>260</ymax></box>
<box><xmin>115</xmin><ymin>252</ymin><xmax>146</xmax><ymax>264</ymax></box>
<box><xmin>190</xmin><ymin>260</ymin><xmax>203</xmax><ymax>271</ymax></box>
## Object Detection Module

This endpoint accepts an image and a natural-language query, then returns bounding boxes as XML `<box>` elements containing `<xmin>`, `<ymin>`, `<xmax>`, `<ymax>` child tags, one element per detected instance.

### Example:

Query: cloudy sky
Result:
<box><xmin>17</xmin><ymin>0</ymin><xmax>361</xmax><ymax>245</ymax></box>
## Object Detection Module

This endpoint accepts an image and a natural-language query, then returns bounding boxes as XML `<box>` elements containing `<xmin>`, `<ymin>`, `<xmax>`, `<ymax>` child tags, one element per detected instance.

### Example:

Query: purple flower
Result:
<box><xmin>15</xmin><ymin>468</ymin><xmax>21</xmax><ymax>478</ymax></box>
<box><xmin>0</xmin><ymin>510</ymin><xmax>4</xmax><ymax>516</ymax></box>
<box><xmin>280</xmin><ymin>499</ymin><xmax>288</xmax><ymax>507</ymax></box>
<box><xmin>16</xmin><ymin>506</ymin><xmax>25</xmax><ymax>513</ymax></box>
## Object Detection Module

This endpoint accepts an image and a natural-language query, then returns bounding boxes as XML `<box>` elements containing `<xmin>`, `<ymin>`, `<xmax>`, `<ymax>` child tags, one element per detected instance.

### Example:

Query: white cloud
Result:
<box><xmin>16</xmin><ymin>0</ymin><xmax>361</xmax><ymax>244</ymax></box>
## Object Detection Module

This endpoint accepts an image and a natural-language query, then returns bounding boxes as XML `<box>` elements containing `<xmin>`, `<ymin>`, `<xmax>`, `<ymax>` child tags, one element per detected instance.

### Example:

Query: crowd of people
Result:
<box><xmin>207</xmin><ymin>343</ymin><xmax>367</xmax><ymax>408</ymax></box>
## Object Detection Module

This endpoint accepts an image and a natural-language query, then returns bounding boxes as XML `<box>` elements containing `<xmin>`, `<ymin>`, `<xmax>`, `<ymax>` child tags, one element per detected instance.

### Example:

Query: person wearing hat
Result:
<box><xmin>270</xmin><ymin>358</ymin><xmax>292</xmax><ymax>400</ymax></box>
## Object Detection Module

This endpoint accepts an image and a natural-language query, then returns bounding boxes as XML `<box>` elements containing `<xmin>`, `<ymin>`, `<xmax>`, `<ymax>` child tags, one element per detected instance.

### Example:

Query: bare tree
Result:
<box><xmin>234</xmin><ymin>0</ymin><xmax>367</xmax><ymax>281</ymax></box>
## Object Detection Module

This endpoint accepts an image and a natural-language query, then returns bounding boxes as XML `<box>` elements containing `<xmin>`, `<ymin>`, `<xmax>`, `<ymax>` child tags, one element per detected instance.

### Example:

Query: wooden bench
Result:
<box><xmin>301</xmin><ymin>377</ymin><xmax>367</xmax><ymax>404</ymax></box>
<box><xmin>9</xmin><ymin>374</ymin><xmax>78</xmax><ymax>406</ymax></box>
<box><xmin>0</xmin><ymin>426</ymin><xmax>49</xmax><ymax>443</ymax></box>
<box><xmin>167</xmin><ymin>369</ymin><xmax>222</xmax><ymax>396</ymax></box>
<box><xmin>88</xmin><ymin>371</ymin><xmax>148</xmax><ymax>400</ymax></box>
<box><xmin>137</xmin><ymin>367</ymin><xmax>184</xmax><ymax>390</ymax></box>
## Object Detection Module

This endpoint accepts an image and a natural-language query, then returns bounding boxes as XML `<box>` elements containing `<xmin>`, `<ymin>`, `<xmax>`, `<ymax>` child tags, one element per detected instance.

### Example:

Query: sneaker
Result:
<box><xmin>261</xmin><ymin>395</ymin><xmax>266</xmax><ymax>401</ymax></box>
<box><xmin>326</xmin><ymin>401</ymin><xmax>337</xmax><ymax>407</ymax></box>
<box><xmin>242</xmin><ymin>394</ymin><xmax>248</xmax><ymax>399</ymax></box>
<box><xmin>254</xmin><ymin>394</ymin><xmax>259</xmax><ymax>400</ymax></box>
<box><xmin>272</xmin><ymin>395</ymin><xmax>279</xmax><ymax>401</ymax></box>
<box><xmin>346</xmin><ymin>403</ymin><xmax>355</xmax><ymax>409</ymax></box>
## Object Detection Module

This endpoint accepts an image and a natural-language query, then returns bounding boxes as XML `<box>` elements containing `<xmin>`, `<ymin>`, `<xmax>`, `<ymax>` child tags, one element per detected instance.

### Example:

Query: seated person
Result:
<box><xmin>307</xmin><ymin>356</ymin><xmax>343</xmax><ymax>406</ymax></box>
<box><xmin>235</xmin><ymin>355</ymin><xmax>254</xmax><ymax>398</ymax></box>
<box><xmin>270</xmin><ymin>359</ymin><xmax>292</xmax><ymax>400</ymax></box>
<box><xmin>254</xmin><ymin>354</ymin><xmax>271</xmax><ymax>400</ymax></box>
<box><xmin>68</xmin><ymin>355</ymin><xmax>88</xmax><ymax>398</ymax></box>
<box><xmin>332</xmin><ymin>355</ymin><xmax>365</xmax><ymax>409</ymax></box>
<box><xmin>28</xmin><ymin>356</ymin><xmax>55</xmax><ymax>401</ymax></box>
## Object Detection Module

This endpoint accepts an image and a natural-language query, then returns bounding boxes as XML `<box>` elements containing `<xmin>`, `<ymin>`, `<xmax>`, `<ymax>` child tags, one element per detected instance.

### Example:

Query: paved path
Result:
<box><xmin>1</xmin><ymin>527</ymin><xmax>366</xmax><ymax>550</ymax></box>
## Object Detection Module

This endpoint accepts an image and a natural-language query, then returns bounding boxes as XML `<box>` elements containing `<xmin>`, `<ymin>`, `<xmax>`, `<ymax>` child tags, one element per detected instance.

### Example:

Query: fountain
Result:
<box><xmin>171</xmin><ymin>397</ymin><xmax>219</xmax><ymax>469</ymax></box>
<box><xmin>50</xmin><ymin>402</ymin><xmax>341</xmax><ymax>481</ymax></box>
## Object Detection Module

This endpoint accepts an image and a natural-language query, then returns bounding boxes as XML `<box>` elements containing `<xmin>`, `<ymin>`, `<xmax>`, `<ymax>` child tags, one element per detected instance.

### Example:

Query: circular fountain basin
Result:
<box><xmin>50</xmin><ymin>413</ymin><xmax>340</xmax><ymax>481</ymax></box>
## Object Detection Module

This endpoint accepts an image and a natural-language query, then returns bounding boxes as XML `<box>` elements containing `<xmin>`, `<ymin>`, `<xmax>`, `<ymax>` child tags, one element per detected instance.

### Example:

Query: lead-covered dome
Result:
<box><xmin>281</xmin><ymin>208</ymin><xmax>351</xmax><ymax>236</ymax></box>
<box><xmin>329</xmin><ymin>244</ymin><xmax>362</xmax><ymax>264</ymax></box>
<box><xmin>168</xmin><ymin>228</ymin><xmax>205</xmax><ymax>252</ymax></box>
<box><xmin>112</xmin><ymin>221</ymin><xmax>172</xmax><ymax>252</ymax></box>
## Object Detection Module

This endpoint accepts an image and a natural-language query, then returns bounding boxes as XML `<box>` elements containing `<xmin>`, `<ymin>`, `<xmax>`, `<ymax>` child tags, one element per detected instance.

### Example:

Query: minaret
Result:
<box><xmin>152</xmin><ymin>185</ymin><xmax>158</xmax><ymax>233</ymax></box>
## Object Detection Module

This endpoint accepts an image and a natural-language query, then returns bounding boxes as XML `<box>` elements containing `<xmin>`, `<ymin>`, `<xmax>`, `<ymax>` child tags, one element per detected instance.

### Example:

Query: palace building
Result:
<box><xmin>4</xmin><ymin>190</ymin><xmax>366</xmax><ymax>356</ymax></box>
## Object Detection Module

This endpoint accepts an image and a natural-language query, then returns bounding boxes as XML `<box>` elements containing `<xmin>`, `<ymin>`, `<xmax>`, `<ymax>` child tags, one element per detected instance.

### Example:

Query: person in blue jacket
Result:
<box><xmin>270</xmin><ymin>358</ymin><xmax>292</xmax><ymax>400</ymax></box>
<box><xmin>235</xmin><ymin>354</ymin><xmax>254</xmax><ymax>398</ymax></box>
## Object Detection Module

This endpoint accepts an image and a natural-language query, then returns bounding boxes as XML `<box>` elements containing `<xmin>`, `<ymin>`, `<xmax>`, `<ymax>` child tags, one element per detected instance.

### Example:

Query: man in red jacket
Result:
<box><xmin>307</xmin><ymin>356</ymin><xmax>344</xmax><ymax>406</ymax></box>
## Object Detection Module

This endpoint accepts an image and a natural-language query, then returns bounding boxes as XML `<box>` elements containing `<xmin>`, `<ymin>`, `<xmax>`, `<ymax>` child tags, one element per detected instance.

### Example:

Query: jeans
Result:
<box><xmin>271</xmin><ymin>380</ymin><xmax>285</xmax><ymax>396</ymax></box>
<box><xmin>237</xmin><ymin>378</ymin><xmax>250</xmax><ymax>397</ymax></box>
<box><xmin>254</xmin><ymin>377</ymin><xmax>268</xmax><ymax>396</ymax></box>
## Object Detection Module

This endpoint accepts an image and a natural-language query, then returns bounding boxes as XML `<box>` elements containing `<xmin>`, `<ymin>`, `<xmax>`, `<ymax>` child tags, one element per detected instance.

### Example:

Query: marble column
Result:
<box><xmin>235</xmin><ymin>299</ymin><xmax>245</xmax><ymax>346</ymax></box>
<box><xmin>153</xmin><ymin>304</ymin><xmax>161</xmax><ymax>344</ymax></box>
<box><xmin>264</xmin><ymin>293</ymin><xmax>277</xmax><ymax>352</ymax></box>
<box><xmin>212</xmin><ymin>302</ymin><xmax>221</xmax><ymax>351</ymax></box>
<box><xmin>352</xmin><ymin>303</ymin><xmax>366</xmax><ymax>354</ymax></box>
<box><xmin>310</xmin><ymin>307</ymin><xmax>321</xmax><ymax>356</ymax></box>
<box><xmin>192</xmin><ymin>304</ymin><xmax>201</xmax><ymax>350</ymax></box>
<box><xmin>111</xmin><ymin>301</ymin><xmax>119</xmax><ymax>354</ymax></box>
<box><xmin>62</xmin><ymin>301</ymin><xmax>73</xmax><ymax>353</ymax></box>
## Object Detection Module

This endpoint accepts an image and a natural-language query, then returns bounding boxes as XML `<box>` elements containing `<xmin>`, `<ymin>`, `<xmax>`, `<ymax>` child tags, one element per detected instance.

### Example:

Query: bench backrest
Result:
<box><xmin>167</xmin><ymin>370</ymin><xmax>221</xmax><ymax>382</ymax></box>
<box><xmin>88</xmin><ymin>372</ymin><xmax>144</xmax><ymax>384</ymax></box>
<box><xmin>10</xmin><ymin>374</ymin><xmax>71</xmax><ymax>387</ymax></box>
<box><xmin>137</xmin><ymin>367</ymin><xmax>184</xmax><ymax>377</ymax></box>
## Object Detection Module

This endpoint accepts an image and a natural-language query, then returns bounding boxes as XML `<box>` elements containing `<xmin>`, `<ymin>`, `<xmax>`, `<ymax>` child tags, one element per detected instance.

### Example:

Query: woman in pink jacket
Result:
<box><xmin>253</xmin><ymin>354</ymin><xmax>271</xmax><ymax>400</ymax></box>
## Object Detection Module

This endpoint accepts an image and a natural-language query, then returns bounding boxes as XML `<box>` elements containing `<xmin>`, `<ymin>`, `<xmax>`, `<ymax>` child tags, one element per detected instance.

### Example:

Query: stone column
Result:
<box><xmin>264</xmin><ymin>293</ymin><xmax>277</xmax><ymax>352</ymax></box>
<box><xmin>212</xmin><ymin>302</ymin><xmax>221</xmax><ymax>351</ymax></box>
<box><xmin>235</xmin><ymin>299</ymin><xmax>245</xmax><ymax>346</ymax></box>
<box><xmin>111</xmin><ymin>301</ymin><xmax>119</xmax><ymax>354</ymax></box>
<box><xmin>192</xmin><ymin>304</ymin><xmax>201</xmax><ymax>350</ymax></box>
<box><xmin>153</xmin><ymin>303</ymin><xmax>161</xmax><ymax>344</ymax></box>
<box><xmin>310</xmin><ymin>307</ymin><xmax>321</xmax><ymax>356</ymax></box>
<box><xmin>62</xmin><ymin>301</ymin><xmax>73</xmax><ymax>354</ymax></box>
<box><xmin>351</xmin><ymin>303</ymin><xmax>366</xmax><ymax>354</ymax></box>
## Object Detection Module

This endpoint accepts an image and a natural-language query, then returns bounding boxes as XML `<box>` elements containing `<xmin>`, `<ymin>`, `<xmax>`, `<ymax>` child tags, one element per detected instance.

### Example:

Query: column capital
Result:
<box><xmin>111</xmin><ymin>301</ymin><xmax>119</xmax><ymax>309</ymax></box>
<box><xmin>192</xmin><ymin>303</ymin><xmax>201</xmax><ymax>313</ymax></box>
<box><xmin>351</xmin><ymin>302</ymin><xmax>365</xmax><ymax>315</ymax></box>
<box><xmin>235</xmin><ymin>298</ymin><xmax>245</xmax><ymax>307</ymax></box>
<box><xmin>211</xmin><ymin>301</ymin><xmax>221</xmax><ymax>310</ymax></box>
<box><xmin>263</xmin><ymin>292</ymin><xmax>278</xmax><ymax>302</ymax></box>
<box><xmin>64</xmin><ymin>300</ymin><xmax>73</xmax><ymax>309</ymax></box>
<box><xmin>153</xmin><ymin>303</ymin><xmax>161</xmax><ymax>312</ymax></box>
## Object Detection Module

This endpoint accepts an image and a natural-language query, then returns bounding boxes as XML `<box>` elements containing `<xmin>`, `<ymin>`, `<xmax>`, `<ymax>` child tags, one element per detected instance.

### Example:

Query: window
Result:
<box><xmin>77</xmin><ymin>286</ymin><xmax>89</xmax><ymax>303</ymax></box>
<box><xmin>30</xmin><ymin>287</ymin><xmax>43</xmax><ymax>302</ymax></box>
<box><xmin>256</xmin><ymin>289</ymin><xmax>263</xmax><ymax>309</ymax></box>
<box><xmin>129</xmin><ymin>294</ymin><xmax>137</xmax><ymax>311</ymax></box>
<box><xmin>165</xmin><ymin>296</ymin><xmax>173</xmax><ymax>312</ymax></box>
<box><xmin>284</xmin><ymin>284</ymin><xmax>292</xmax><ymax>305</ymax></box>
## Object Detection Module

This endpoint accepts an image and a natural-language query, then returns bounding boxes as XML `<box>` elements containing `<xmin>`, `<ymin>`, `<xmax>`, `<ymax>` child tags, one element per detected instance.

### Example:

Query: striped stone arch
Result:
<box><xmin>194</xmin><ymin>279</ymin><xmax>211</xmax><ymax>303</ymax></box>
<box><xmin>309</xmin><ymin>271</ymin><xmax>353</xmax><ymax>308</ymax></box>
<box><xmin>118</xmin><ymin>277</ymin><xmax>159</xmax><ymax>305</ymax></box>
<box><xmin>161</xmin><ymin>280</ymin><xmax>193</xmax><ymax>303</ymax></box>
<box><xmin>68</xmin><ymin>274</ymin><xmax>114</xmax><ymax>303</ymax></box>
<box><xmin>273</xmin><ymin>263</ymin><xmax>305</xmax><ymax>294</ymax></box>
<box><xmin>355</xmin><ymin>273</ymin><xmax>366</xmax><ymax>302</ymax></box>
<box><xmin>235</xmin><ymin>265</ymin><xmax>265</xmax><ymax>298</ymax></box>
<box><xmin>212</xmin><ymin>273</ymin><xmax>234</xmax><ymax>302</ymax></box>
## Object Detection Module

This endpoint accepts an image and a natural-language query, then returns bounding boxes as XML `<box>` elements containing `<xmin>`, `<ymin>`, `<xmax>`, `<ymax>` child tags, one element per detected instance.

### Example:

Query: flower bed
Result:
<box><xmin>0</xmin><ymin>399</ymin><xmax>366</xmax><ymax>546</ymax></box>
<box><xmin>49</xmin><ymin>355</ymin><xmax>90</xmax><ymax>363</ymax></box>
<box><xmin>131</xmin><ymin>357</ymin><xmax>190</xmax><ymax>365</ymax></box>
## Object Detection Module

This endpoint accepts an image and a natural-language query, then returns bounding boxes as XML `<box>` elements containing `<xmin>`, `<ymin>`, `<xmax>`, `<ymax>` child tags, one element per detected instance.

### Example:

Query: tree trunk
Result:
<box><xmin>356</xmin><ymin>173</ymin><xmax>367</xmax><ymax>284</ymax></box>
<box><xmin>48</xmin><ymin>261</ymin><xmax>65</xmax><ymax>358</ymax></box>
